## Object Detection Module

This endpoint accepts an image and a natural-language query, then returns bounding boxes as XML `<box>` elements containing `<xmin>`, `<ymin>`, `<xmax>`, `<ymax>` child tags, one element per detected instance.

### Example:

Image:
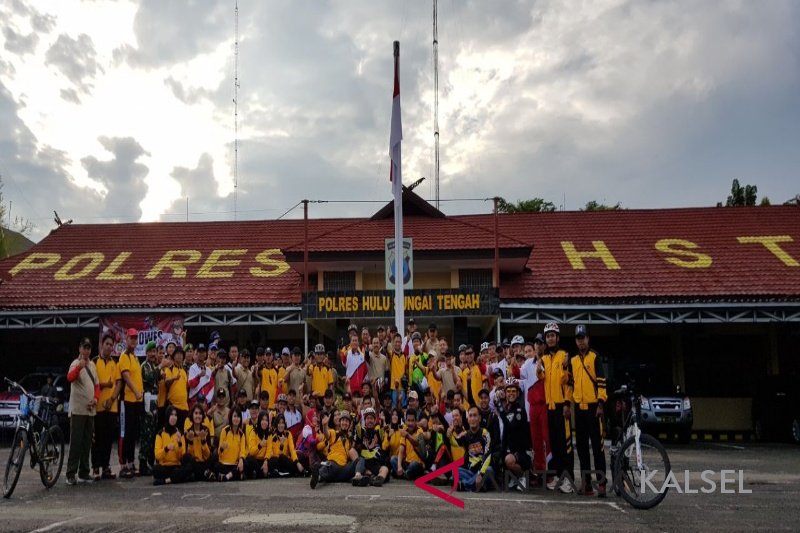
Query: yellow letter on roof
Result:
<box><xmin>561</xmin><ymin>241</ymin><xmax>621</xmax><ymax>270</ymax></box>
<box><xmin>737</xmin><ymin>236</ymin><xmax>799</xmax><ymax>267</ymax></box>
<box><xmin>197</xmin><ymin>249</ymin><xmax>247</xmax><ymax>279</ymax></box>
<box><xmin>250</xmin><ymin>249</ymin><xmax>290</xmax><ymax>277</ymax></box>
<box><xmin>145</xmin><ymin>250</ymin><xmax>202</xmax><ymax>279</ymax></box>
<box><xmin>8</xmin><ymin>252</ymin><xmax>61</xmax><ymax>277</ymax></box>
<box><xmin>55</xmin><ymin>252</ymin><xmax>104</xmax><ymax>280</ymax></box>
<box><xmin>655</xmin><ymin>239</ymin><xmax>713</xmax><ymax>268</ymax></box>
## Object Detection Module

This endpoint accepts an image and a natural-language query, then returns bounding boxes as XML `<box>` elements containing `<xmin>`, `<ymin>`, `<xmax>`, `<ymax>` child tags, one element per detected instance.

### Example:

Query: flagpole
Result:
<box><xmin>391</xmin><ymin>41</ymin><xmax>405</xmax><ymax>334</ymax></box>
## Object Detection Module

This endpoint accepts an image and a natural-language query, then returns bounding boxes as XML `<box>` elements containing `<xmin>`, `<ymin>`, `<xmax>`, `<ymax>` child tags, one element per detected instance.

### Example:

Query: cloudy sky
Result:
<box><xmin>1</xmin><ymin>0</ymin><xmax>798</xmax><ymax>241</ymax></box>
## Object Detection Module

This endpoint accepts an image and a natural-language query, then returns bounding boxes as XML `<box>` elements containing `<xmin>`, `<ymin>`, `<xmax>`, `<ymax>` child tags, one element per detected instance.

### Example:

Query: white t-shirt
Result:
<box><xmin>345</xmin><ymin>349</ymin><xmax>366</xmax><ymax>379</ymax></box>
<box><xmin>519</xmin><ymin>357</ymin><xmax>540</xmax><ymax>417</ymax></box>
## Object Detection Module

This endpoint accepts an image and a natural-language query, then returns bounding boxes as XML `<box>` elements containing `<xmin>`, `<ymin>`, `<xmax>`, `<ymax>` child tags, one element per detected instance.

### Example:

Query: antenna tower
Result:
<box><xmin>433</xmin><ymin>0</ymin><xmax>440</xmax><ymax>209</ymax></box>
<box><xmin>233</xmin><ymin>0</ymin><xmax>240</xmax><ymax>220</ymax></box>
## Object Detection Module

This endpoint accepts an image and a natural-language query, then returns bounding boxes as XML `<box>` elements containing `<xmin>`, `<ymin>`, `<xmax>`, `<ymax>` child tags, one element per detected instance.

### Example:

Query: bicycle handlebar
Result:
<box><xmin>4</xmin><ymin>377</ymin><xmax>32</xmax><ymax>399</ymax></box>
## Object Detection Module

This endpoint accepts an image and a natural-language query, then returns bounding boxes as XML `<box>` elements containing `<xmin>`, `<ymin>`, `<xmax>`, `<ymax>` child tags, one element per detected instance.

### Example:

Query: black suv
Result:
<box><xmin>610</xmin><ymin>364</ymin><xmax>693</xmax><ymax>443</ymax></box>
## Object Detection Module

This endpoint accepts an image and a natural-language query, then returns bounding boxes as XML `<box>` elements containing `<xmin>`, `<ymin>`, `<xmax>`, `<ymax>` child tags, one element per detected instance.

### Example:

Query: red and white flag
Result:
<box><xmin>389</xmin><ymin>42</ymin><xmax>402</xmax><ymax>183</ymax></box>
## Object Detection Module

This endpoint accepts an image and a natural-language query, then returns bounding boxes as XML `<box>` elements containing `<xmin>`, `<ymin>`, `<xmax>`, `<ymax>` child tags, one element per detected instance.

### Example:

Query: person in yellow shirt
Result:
<box><xmin>310</xmin><ymin>411</ymin><xmax>357</xmax><ymax>489</ymax></box>
<box><xmin>92</xmin><ymin>333</ymin><xmax>122</xmax><ymax>480</ymax></box>
<box><xmin>118</xmin><ymin>328</ymin><xmax>144</xmax><ymax>479</ymax></box>
<box><xmin>541</xmin><ymin>322</ymin><xmax>574</xmax><ymax>493</ymax></box>
<box><xmin>245</xmin><ymin>410</ymin><xmax>272</xmax><ymax>478</ymax></box>
<box><xmin>447</xmin><ymin>408</ymin><xmax>466</xmax><ymax>461</ymax></box>
<box><xmin>570</xmin><ymin>325</ymin><xmax>607</xmax><ymax>496</ymax></box>
<box><xmin>153</xmin><ymin>406</ymin><xmax>192</xmax><ymax>485</ymax></box>
<box><xmin>165</xmin><ymin>347</ymin><xmax>189</xmax><ymax>427</ymax></box>
<box><xmin>387</xmin><ymin>333</ymin><xmax>407</xmax><ymax>408</ymax></box>
<box><xmin>184</xmin><ymin>404</ymin><xmax>214</xmax><ymax>480</ymax></box>
<box><xmin>267</xmin><ymin>414</ymin><xmax>304</xmax><ymax>477</ymax></box>
<box><xmin>460</xmin><ymin>345</ymin><xmax>485</xmax><ymax>408</ymax></box>
<box><xmin>392</xmin><ymin>411</ymin><xmax>425</xmax><ymax>480</ymax></box>
<box><xmin>256</xmin><ymin>348</ymin><xmax>284</xmax><ymax>409</ymax></box>
<box><xmin>307</xmin><ymin>344</ymin><xmax>334</xmax><ymax>407</ymax></box>
<box><xmin>385</xmin><ymin>408</ymin><xmax>405</xmax><ymax>459</ymax></box>
<box><xmin>214</xmin><ymin>408</ymin><xmax>247</xmax><ymax>481</ymax></box>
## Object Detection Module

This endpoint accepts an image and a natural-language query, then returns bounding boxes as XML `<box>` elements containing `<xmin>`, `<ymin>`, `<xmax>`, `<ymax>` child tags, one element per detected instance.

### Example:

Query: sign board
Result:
<box><xmin>302</xmin><ymin>289</ymin><xmax>498</xmax><ymax>319</ymax></box>
<box><xmin>99</xmin><ymin>315</ymin><xmax>185</xmax><ymax>358</ymax></box>
<box><xmin>385</xmin><ymin>237</ymin><xmax>413</xmax><ymax>290</ymax></box>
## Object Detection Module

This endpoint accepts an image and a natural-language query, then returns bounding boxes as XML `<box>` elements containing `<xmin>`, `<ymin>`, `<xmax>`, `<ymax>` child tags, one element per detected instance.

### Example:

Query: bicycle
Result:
<box><xmin>3</xmin><ymin>377</ymin><xmax>65</xmax><ymax>498</ymax></box>
<box><xmin>609</xmin><ymin>381</ymin><xmax>671</xmax><ymax>509</ymax></box>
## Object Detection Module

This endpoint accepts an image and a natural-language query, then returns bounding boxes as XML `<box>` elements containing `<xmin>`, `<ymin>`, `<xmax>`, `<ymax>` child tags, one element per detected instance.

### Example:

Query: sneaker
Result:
<box><xmin>77</xmin><ymin>475</ymin><xmax>95</xmax><ymax>484</ymax></box>
<box><xmin>597</xmin><ymin>482</ymin><xmax>607</xmax><ymax>498</ymax></box>
<box><xmin>119</xmin><ymin>467</ymin><xmax>134</xmax><ymax>479</ymax></box>
<box><xmin>101</xmin><ymin>468</ymin><xmax>117</xmax><ymax>480</ymax></box>
<box><xmin>277</xmin><ymin>470</ymin><xmax>290</xmax><ymax>477</ymax></box>
<box><xmin>370</xmin><ymin>475</ymin><xmax>385</xmax><ymax>487</ymax></box>
<box><xmin>351</xmin><ymin>475</ymin><xmax>363</xmax><ymax>487</ymax></box>
<box><xmin>507</xmin><ymin>477</ymin><xmax>517</xmax><ymax>490</ymax></box>
<box><xmin>517</xmin><ymin>476</ymin><xmax>528</xmax><ymax>492</ymax></box>
<box><xmin>310</xmin><ymin>465</ymin><xmax>320</xmax><ymax>489</ymax></box>
<box><xmin>91</xmin><ymin>468</ymin><xmax>101</xmax><ymax>481</ymax></box>
<box><xmin>153</xmin><ymin>478</ymin><xmax>165</xmax><ymax>486</ymax></box>
<box><xmin>546</xmin><ymin>477</ymin><xmax>558</xmax><ymax>490</ymax></box>
<box><xmin>138</xmin><ymin>465</ymin><xmax>152</xmax><ymax>477</ymax></box>
<box><xmin>65</xmin><ymin>475</ymin><xmax>77</xmax><ymax>486</ymax></box>
<box><xmin>582</xmin><ymin>484</ymin><xmax>595</xmax><ymax>497</ymax></box>
<box><xmin>558</xmin><ymin>479</ymin><xmax>574</xmax><ymax>494</ymax></box>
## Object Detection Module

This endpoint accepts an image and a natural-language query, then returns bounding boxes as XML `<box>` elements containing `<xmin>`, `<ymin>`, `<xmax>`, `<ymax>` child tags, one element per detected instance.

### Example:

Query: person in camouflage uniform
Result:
<box><xmin>139</xmin><ymin>341</ymin><xmax>162</xmax><ymax>475</ymax></box>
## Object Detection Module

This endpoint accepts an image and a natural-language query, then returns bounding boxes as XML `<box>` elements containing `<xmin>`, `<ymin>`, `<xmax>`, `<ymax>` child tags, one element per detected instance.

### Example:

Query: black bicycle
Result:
<box><xmin>3</xmin><ymin>377</ymin><xmax>65</xmax><ymax>498</ymax></box>
<box><xmin>609</xmin><ymin>381</ymin><xmax>671</xmax><ymax>509</ymax></box>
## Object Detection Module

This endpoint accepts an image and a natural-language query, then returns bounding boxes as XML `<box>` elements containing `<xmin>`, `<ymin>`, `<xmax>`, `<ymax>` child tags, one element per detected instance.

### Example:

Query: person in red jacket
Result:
<box><xmin>523</xmin><ymin>336</ymin><xmax>550</xmax><ymax>487</ymax></box>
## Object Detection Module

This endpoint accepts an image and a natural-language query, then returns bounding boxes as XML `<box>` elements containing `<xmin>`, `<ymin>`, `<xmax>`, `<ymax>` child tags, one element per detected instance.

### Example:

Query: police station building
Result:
<box><xmin>1</xmin><ymin>189</ymin><xmax>798</xmax><ymax>435</ymax></box>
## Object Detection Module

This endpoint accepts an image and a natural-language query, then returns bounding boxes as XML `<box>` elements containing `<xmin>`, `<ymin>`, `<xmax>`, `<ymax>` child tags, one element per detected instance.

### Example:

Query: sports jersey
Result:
<box><xmin>165</xmin><ymin>366</ymin><xmax>188</xmax><ymax>411</ymax></box>
<box><xmin>95</xmin><ymin>356</ymin><xmax>120</xmax><ymax>413</ymax></box>
<box><xmin>266</xmin><ymin>431</ymin><xmax>297</xmax><ymax>461</ymax></box>
<box><xmin>217</xmin><ymin>426</ymin><xmax>247</xmax><ymax>465</ymax></box>
<box><xmin>118</xmin><ymin>350</ymin><xmax>143</xmax><ymax>403</ymax></box>
<box><xmin>399</xmin><ymin>427</ymin><xmax>424</xmax><ymax>464</ymax></box>
<box><xmin>457</xmin><ymin>427</ymin><xmax>492</xmax><ymax>474</ymax></box>
<box><xmin>317</xmin><ymin>429</ymin><xmax>353</xmax><ymax>466</ymax></box>
<box><xmin>309</xmin><ymin>364</ymin><xmax>333</xmax><ymax>397</ymax></box>
<box><xmin>355</xmin><ymin>425</ymin><xmax>388</xmax><ymax>460</ymax></box>
<box><xmin>154</xmin><ymin>429</ymin><xmax>186</xmax><ymax>466</ymax></box>
<box><xmin>569</xmin><ymin>350</ymin><xmax>607</xmax><ymax>407</ymax></box>
<box><xmin>541</xmin><ymin>349</ymin><xmax>570</xmax><ymax>409</ymax></box>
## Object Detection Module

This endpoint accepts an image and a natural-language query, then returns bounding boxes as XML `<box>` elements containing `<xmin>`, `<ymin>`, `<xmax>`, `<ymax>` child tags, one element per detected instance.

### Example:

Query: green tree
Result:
<box><xmin>0</xmin><ymin>175</ymin><xmax>35</xmax><ymax>258</ymax></box>
<box><xmin>582</xmin><ymin>200</ymin><xmax>622</xmax><ymax>211</ymax></box>
<box><xmin>496</xmin><ymin>197</ymin><xmax>556</xmax><ymax>213</ymax></box>
<box><xmin>759</xmin><ymin>197</ymin><xmax>771</xmax><ymax>206</ymax></box>
<box><xmin>723</xmin><ymin>178</ymin><xmax>758</xmax><ymax>206</ymax></box>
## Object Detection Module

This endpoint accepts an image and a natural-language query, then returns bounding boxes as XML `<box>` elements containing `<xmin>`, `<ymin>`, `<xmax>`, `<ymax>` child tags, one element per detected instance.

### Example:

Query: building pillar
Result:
<box><xmin>671</xmin><ymin>330</ymin><xmax>686</xmax><ymax>392</ymax></box>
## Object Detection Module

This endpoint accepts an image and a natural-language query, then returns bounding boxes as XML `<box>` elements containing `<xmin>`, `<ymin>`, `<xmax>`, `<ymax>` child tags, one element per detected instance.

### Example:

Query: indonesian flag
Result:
<box><xmin>389</xmin><ymin>42</ymin><xmax>402</xmax><ymax>183</ymax></box>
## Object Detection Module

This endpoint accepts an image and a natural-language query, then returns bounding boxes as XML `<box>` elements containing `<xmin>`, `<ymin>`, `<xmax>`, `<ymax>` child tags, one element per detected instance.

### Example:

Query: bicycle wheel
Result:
<box><xmin>38</xmin><ymin>426</ymin><xmax>65</xmax><ymax>489</ymax></box>
<box><xmin>3</xmin><ymin>428</ymin><xmax>29</xmax><ymax>498</ymax></box>
<box><xmin>613</xmin><ymin>433</ymin><xmax>671</xmax><ymax>510</ymax></box>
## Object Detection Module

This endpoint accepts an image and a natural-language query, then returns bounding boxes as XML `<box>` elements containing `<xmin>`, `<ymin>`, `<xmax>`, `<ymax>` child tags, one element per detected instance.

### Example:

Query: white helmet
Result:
<box><xmin>362</xmin><ymin>407</ymin><xmax>377</xmax><ymax>418</ymax></box>
<box><xmin>511</xmin><ymin>335</ymin><xmax>525</xmax><ymax>346</ymax></box>
<box><xmin>480</xmin><ymin>342</ymin><xmax>490</xmax><ymax>352</ymax></box>
<box><xmin>504</xmin><ymin>377</ymin><xmax>521</xmax><ymax>390</ymax></box>
<box><xmin>543</xmin><ymin>322</ymin><xmax>560</xmax><ymax>335</ymax></box>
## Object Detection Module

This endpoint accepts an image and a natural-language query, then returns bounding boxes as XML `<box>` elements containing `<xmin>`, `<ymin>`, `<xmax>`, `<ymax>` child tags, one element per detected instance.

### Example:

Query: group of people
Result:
<box><xmin>64</xmin><ymin>319</ymin><xmax>608</xmax><ymax>496</ymax></box>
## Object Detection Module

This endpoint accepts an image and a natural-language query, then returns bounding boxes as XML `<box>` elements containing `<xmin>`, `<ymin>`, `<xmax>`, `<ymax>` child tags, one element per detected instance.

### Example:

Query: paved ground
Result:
<box><xmin>0</xmin><ymin>442</ymin><xmax>798</xmax><ymax>532</ymax></box>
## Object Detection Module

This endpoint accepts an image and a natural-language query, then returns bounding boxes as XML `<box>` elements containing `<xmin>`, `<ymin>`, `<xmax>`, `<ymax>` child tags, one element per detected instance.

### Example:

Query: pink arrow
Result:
<box><xmin>413</xmin><ymin>457</ymin><xmax>465</xmax><ymax>509</ymax></box>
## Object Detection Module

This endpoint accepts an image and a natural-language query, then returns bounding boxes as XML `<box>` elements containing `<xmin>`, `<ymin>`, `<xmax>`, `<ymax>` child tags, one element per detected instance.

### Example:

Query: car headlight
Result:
<box><xmin>683</xmin><ymin>398</ymin><xmax>691</xmax><ymax>410</ymax></box>
<box><xmin>640</xmin><ymin>397</ymin><xmax>650</xmax><ymax>410</ymax></box>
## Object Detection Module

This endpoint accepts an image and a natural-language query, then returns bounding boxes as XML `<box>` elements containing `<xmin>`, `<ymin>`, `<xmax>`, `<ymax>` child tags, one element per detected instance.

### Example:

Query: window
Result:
<box><xmin>324</xmin><ymin>271</ymin><xmax>356</xmax><ymax>291</ymax></box>
<box><xmin>459</xmin><ymin>268</ymin><xmax>492</xmax><ymax>290</ymax></box>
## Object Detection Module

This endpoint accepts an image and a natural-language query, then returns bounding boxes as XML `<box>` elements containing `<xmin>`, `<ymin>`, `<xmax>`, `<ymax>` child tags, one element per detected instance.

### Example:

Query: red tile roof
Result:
<box><xmin>0</xmin><ymin>205</ymin><xmax>798</xmax><ymax>310</ymax></box>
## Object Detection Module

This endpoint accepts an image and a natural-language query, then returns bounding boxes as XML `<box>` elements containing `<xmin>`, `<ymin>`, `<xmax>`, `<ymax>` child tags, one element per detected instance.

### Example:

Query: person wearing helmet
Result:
<box><xmin>307</xmin><ymin>344</ymin><xmax>334</xmax><ymax>407</ymax></box>
<box><xmin>498</xmin><ymin>377</ymin><xmax>531</xmax><ymax>491</ymax></box>
<box><xmin>310</xmin><ymin>410</ymin><xmax>357</xmax><ymax>488</ymax></box>
<box><xmin>352</xmin><ymin>407</ymin><xmax>390</xmax><ymax>487</ymax></box>
<box><xmin>541</xmin><ymin>322</ymin><xmax>574</xmax><ymax>493</ymax></box>
<box><xmin>569</xmin><ymin>325</ymin><xmax>607</xmax><ymax>497</ymax></box>
<box><xmin>489</xmin><ymin>335</ymin><xmax>524</xmax><ymax>381</ymax></box>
